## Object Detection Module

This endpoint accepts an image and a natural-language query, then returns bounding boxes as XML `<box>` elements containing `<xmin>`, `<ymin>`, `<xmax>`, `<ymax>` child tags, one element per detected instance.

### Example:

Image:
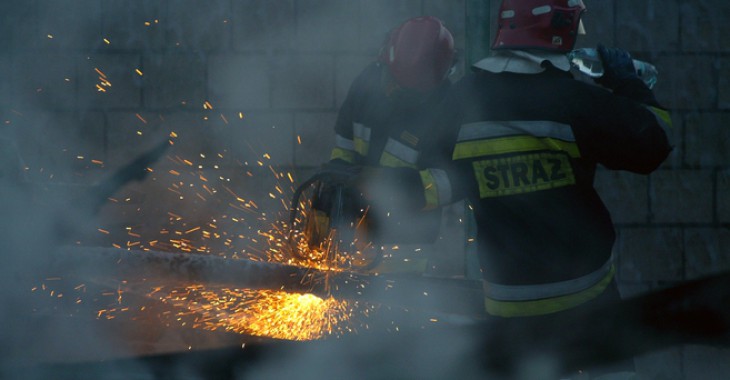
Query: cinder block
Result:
<box><xmin>487</xmin><ymin>0</ymin><xmax>501</xmax><ymax>49</ymax></box>
<box><xmin>37</xmin><ymin>0</ymin><xmax>102</xmax><ymax>50</ymax></box>
<box><xmin>719</xmin><ymin>59</ymin><xmax>730</xmax><ymax>110</ymax></box>
<box><xmin>100</xmin><ymin>0</ymin><xmax>165</xmax><ymax>51</ymax></box>
<box><xmin>232</xmin><ymin>0</ymin><xmax>296</xmax><ymax>52</ymax></box>
<box><xmin>616</xmin><ymin>227</ymin><xmax>683</xmax><ymax>282</ymax></box>
<box><xmin>106</xmin><ymin>111</ymin><xmax>168</xmax><ymax>169</ymax></box>
<box><xmin>294</xmin><ymin>112</ymin><xmax>337</xmax><ymax>167</ymax></box>
<box><xmin>680</xmin><ymin>2</ymin><xmax>730</xmax><ymax>52</ymax></box>
<box><xmin>358</xmin><ymin>0</ymin><xmax>421</xmax><ymax>53</ymax></box>
<box><xmin>165</xmin><ymin>0</ymin><xmax>232</xmax><ymax>51</ymax></box>
<box><xmin>208</xmin><ymin>54</ymin><xmax>270</xmax><ymax>110</ymax></box>
<box><xmin>78</xmin><ymin>54</ymin><xmax>143</xmax><ymax>110</ymax></box>
<box><xmin>11</xmin><ymin>53</ymin><xmax>78</xmax><ymax>110</ymax></box>
<box><xmin>227</xmin><ymin>111</ymin><xmax>294</xmax><ymax>166</ymax></box>
<box><xmin>574</xmin><ymin>0</ymin><xmax>616</xmax><ymax>50</ymax></box>
<box><xmin>719</xmin><ymin>169</ymin><xmax>730</xmax><ymax>224</ymax></box>
<box><xmin>270</xmin><ymin>54</ymin><xmax>334</xmax><ymax>109</ymax></box>
<box><xmin>685</xmin><ymin>228</ymin><xmax>730</xmax><ymax>280</ymax></box>
<box><xmin>0</xmin><ymin>56</ymin><xmax>9</xmax><ymax>102</ymax></box>
<box><xmin>683</xmin><ymin>345</ymin><xmax>730</xmax><ymax>379</ymax></box>
<box><xmin>335</xmin><ymin>55</ymin><xmax>373</xmax><ymax>107</ymax></box>
<box><xmin>143</xmin><ymin>54</ymin><xmax>207</xmax><ymax>109</ymax></box>
<box><xmin>635</xmin><ymin>347</ymin><xmax>684</xmax><ymax>380</ymax></box>
<box><xmin>0</xmin><ymin>2</ymin><xmax>41</xmax><ymax>51</ymax></box>
<box><xmin>616</xmin><ymin>0</ymin><xmax>680</xmax><ymax>54</ymax></box>
<box><xmin>24</xmin><ymin>111</ymin><xmax>106</xmax><ymax>184</ymax></box>
<box><xmin>295</xmin><ymin>0</ymin><xmax>359</xmax><ymax>52</ymax></box>
<box><xmin>650</xmin><ymin>170</ymin><xmax>713</xmax><ymax>224</ymax></box>
<box><xmin>685</xmin><ymin>113</ymin><xmax>730</xmax><ymax>168</ymax></box>
<box><xmin>652</xmin><ymin>55</ymin><xmax>716</xmax><ymax>111</ymax></box>
<box><xmin>593</xmin><ymin>169</ymin><xmax>649</xmax><ymax>224</ymax></box>
<box><xmin>162</xmin><ymin>111</ymin><xmax>236</xmax><ymax>168</ymax></box>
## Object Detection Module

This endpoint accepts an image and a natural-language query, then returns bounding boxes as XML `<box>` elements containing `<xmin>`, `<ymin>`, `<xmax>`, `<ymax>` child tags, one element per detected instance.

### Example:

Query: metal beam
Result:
<box><xmin>50</xmin><ymin>246</ymin><xmax>486</xmax><ymax>317</ymax></box>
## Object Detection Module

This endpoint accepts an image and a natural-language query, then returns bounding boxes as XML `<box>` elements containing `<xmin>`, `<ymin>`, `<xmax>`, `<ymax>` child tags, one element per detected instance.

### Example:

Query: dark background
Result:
<box><xmin>0</xmin><ymin>1</ymin><xmax>728</xmax><ymax>378</ymax></box>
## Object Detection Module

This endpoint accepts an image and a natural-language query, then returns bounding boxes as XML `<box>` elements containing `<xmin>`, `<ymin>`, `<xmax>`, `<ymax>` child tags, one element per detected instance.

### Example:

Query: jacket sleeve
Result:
<box><xmin>331</xmin><ymin>65</ymin><xmax>381</xmax><ymax>165</ymax></box>
<box><xmin>570</xmin><ymin>79</ymin><xmax>673</xmax><ymax>174</ymax></box>
<box><xmin>329</xmin><ymin>86</ymin><xmax>358</xmax><ymax>165</ymax></box>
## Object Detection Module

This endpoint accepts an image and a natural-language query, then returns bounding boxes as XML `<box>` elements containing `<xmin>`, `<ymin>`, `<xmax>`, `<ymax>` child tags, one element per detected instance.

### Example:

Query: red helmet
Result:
<box><xmin>380</xmin><ymin>16</ymin><xmax>456</xmax><ymax>93</ymax></box>
<box><xmin>492</xmin><ymin>0</ymin><xmax>586</xmax><ymax>52</ymax></box>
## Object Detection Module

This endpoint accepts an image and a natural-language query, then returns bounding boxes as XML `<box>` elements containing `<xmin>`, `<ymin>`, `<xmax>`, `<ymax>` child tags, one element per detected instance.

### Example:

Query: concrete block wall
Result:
<box><xmin>567</xmin><ymin>0</ymin><xmax>730</xmax><ymax>288</ymax></box>
<box><xmin>2</xmin><ymin>0</ymin><xmax>729</xmax><ymax>377</ymax></box>
<box><xmin>576</xmin><ymin>1</ymin><xmax>730</xmax><ymax>377</ymax></box>
<box><xmin>0</xmin><ymin>1</ymin><xmax>467</xmax><ymax>252</ymax></box>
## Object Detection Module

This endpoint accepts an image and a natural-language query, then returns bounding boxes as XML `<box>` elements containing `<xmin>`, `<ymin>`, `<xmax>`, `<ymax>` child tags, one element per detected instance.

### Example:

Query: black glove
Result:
<box><xmin>320</xmin><ymin>160</ymin><xmax>362</xmax><ymax>185</ymax></box>
<box><xmin>595</xmin><ymin>44</ymin><xmax>639</xmax><ymax>90</ymax></box>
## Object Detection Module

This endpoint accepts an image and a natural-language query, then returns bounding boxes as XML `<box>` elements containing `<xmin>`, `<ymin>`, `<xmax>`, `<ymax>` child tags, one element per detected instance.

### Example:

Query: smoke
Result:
<box><xmin>1</xmin><ymin>1</ymin><xmax>465</xmax><ymax>378</ymax></box>
<box><xmin>4</xmin><ymin>1</ymin><xmax>730</xmax><ymax>379</ymax></box>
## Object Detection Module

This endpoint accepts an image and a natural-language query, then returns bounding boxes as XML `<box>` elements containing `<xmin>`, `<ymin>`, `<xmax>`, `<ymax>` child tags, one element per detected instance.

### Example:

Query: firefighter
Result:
<box><xmin>428</xmin><ymin>0</ymin><xmax>673</xmax><ymax>376</ymax></box>
<box><xmin>322</xmin><ymin>16</ymin><xmax>457</xmax><ymax>274</ymax></box>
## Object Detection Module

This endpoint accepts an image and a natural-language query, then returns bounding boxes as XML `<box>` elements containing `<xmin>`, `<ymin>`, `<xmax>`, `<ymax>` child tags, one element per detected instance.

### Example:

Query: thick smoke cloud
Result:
<box><xmin>1</xmin><ymin>1</ymin><xmax>730</xmax><ymax>379</ymax></box>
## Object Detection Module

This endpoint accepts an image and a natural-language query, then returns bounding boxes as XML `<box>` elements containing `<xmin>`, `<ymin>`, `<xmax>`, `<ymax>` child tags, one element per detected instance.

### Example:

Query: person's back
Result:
<box><xmin>435</xmin><ymin>0</ymin><xmax>672</xmax><ymax>322</ymax></box>
<box><xmin>449</xmin><ymin>66</ymin><xmax>669</xmax><ymax>289</ymax></box>
<box><xmin>314</xmin><ymin>16</ymin><xmax>458</xmax><ymax>274</ymax></box>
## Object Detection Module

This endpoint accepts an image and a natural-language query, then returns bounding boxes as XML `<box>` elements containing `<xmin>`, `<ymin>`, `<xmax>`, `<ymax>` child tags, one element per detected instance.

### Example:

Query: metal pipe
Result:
<box><xmin>50</xmin><ymin>246</ymin><xmax>486</xmax><ymax>317</ymax></box>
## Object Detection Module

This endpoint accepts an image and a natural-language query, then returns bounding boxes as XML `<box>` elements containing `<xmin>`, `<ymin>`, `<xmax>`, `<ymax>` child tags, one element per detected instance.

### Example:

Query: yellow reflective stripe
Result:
<box><xmin>330</xmin><ymin>147</ymin><xmax>356</xmax><ymax>163</ymax></box>
<box><xmin>419</xmin><ymin>170</ymin><xmax>440</xmax><ymax>210</ymax></box>
<box><xmin>379</xmin><ymin>151</ymin><xmax>417</xmax><ymax>169</ymax></box>
<box><xmin>382</xmin><ymin>138</ymin><xmax>420</xmax><ymax>165</ymax></box>
<box><xmin>484</xmin><ymin>265</ymin><xmax>615</xmax><ymax>317</ymax></box>
<box><xmin>648</xmin><ymin>106</ymin><xmax>672</xmax><ymax>131</ymax></box>
<box><xmin>453</xmin><ymin>136</ymin><xmax>581</xmax><ymax>160</ymax></box>
<box><xmin>353</xmin><ymin>138</ymin><xmax>369</xmax><ymax>156</ymax></box>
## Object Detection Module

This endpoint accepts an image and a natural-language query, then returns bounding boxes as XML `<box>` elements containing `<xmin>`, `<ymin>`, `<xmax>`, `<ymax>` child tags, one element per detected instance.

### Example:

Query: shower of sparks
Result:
<box><xmin>95</xmin><ymin>67</ymin><xmax>111</xmax><ymax>92</ymax></box>
<box><xmin>152</xmin><ymin>286</ymin><xmax>363</xmax><ymax>341</ymax></box>
<box><xmin>80</xmin><ymin>141</ymin><xmax>378</xmax><ymax>341</ymax></box>
<box><xmin>31</xmin><ymin>61</ymin><xmax>391</xmax><ymax>342</ymax></box>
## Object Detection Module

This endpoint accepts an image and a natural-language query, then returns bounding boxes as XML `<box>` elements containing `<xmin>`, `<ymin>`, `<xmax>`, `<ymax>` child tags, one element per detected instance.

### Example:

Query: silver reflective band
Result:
<box><xmin>353</xmin><ymin>123</ymin><xmax>371</xmax><ymax>142</ymax></box>
<box><xmin>429</xmin><ymin>168</ymin><xmax>452</xmax><ymax>205</ymax></box>
<box><xmin>484</xmin><ymin>258</ymin><xmax>613</xmax><ymax>301</ymax></box>
<box><xmin>532</xmin><ymin>5</ymin><xmax>551</xmax><ymax>16</ymax></box>
<box><xmin>568</xmin><ymin>0</ymin><xmax>583</xmax><ymax>7</ymax></box>
<box><xmin>383</xmin><ymin>138</ymin><xmax>419</xmax><ymax>165</ymax></box>
<box><xmin>334</xmin><ymin>134</ymin><xmax>355</xmax><ymax>150</ymax></box>
<box><xmin>457</xmin><ymin>120</ymin><xmax>576</xmax><ymax>142</ymax></box>
<box><xmin>501</xmin><ymin>10</ymin><xmax>515</xmax><ymax>18</ymax></box>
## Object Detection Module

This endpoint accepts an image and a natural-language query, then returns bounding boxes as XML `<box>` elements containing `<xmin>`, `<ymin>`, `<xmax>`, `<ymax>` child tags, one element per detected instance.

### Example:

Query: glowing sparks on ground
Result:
<box><xmin>36</xmin><ymin>101</ymin><xmax>383</xmax><ymax>341</ymax></box>
<box><xmin>154</xmin><ymin>286</ymin><xmax>358</xmax><ymax>341</ymax></box>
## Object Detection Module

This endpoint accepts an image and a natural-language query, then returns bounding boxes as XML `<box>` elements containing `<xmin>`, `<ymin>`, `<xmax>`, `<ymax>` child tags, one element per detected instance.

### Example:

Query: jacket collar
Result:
<box><xmin>472</xmin><ymin>50</ymin><xmax>571</xmax><ymax>74</ymax></box>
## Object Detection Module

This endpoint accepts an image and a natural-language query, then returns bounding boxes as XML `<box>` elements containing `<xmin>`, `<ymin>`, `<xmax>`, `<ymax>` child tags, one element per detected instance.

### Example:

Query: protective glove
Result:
<box><xmin>320</xmin><ymin>160</ymin><xmax>363</xmax><ymax>186</ymax></box>
<box><xmin>595</xmin><ymin>44</ymin><xmax>640</xmax><ymax>90</ymax></box>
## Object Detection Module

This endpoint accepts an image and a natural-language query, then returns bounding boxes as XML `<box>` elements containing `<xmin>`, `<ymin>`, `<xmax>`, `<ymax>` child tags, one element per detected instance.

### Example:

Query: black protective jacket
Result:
<box><xmin>434</xmin><ymin>65</ymin><xmax>672</xmax><ymax>316</ymax></box>
<box><xmin>328</xmin><ymin>62</ymin><xmax>453</xmax><ymax>244</ymax></box>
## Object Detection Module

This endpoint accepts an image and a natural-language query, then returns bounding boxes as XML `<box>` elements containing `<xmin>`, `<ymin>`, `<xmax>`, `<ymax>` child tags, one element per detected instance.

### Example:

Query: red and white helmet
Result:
<box><xmin>492</xmin><ymin>0</ymin><xmax>586</xmax><ymax>52</ymax></box>
<box><xmin>380</xmin><ymin>16</ymin><xmax>456</xmax><ymax>93</ymax></box>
